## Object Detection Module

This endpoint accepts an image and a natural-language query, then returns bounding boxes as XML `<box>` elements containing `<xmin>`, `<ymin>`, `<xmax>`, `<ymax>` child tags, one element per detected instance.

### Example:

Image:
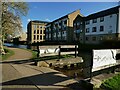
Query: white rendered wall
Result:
<box><xmin>85</xmin><ymin>14</ymin><xmax>117</xmax><ymax>35</ymax></box>
<box><xmin>118</xmin><ymin>7</ymin><xmax>120</xmax><ymax>33</ymax></box>
<box><xmin>92</xmin><ymin>49</ymin><xmax>116</xmax><ymax>72</ymax></box>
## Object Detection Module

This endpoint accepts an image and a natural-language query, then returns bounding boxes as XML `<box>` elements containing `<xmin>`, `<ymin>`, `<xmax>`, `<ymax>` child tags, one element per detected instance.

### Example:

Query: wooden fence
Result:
<box><xmin>36</xmin><ymin>45</ymin><xmax>78</xmax><ymax>58</ymax></box>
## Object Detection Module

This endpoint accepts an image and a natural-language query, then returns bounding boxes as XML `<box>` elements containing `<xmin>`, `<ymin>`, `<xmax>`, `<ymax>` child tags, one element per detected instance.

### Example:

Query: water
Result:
<box><xmin>4</xmin><ymin>43</ymin><xmax>28</xmax><ymax>49</ymax></box>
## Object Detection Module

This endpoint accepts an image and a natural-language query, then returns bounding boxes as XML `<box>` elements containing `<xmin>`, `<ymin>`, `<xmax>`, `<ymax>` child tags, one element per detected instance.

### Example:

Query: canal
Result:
<box><xmin>4</xmin><ymin>43</ymin><xmax>28</xmax><ymax>49</ymax></box>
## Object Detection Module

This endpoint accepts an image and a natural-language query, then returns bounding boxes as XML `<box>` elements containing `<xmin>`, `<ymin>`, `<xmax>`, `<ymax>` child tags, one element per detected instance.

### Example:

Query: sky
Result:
<box><xmin>21</xmin><ymin>2</ymin><xmax>119</xmax><ymax>32</ymax></box>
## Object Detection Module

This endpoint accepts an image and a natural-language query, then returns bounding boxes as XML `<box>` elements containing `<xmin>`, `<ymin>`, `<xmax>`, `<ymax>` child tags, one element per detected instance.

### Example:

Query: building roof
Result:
<box><xmin>46</xmin><ymin>9</ymin><xmax>81</xmax><ymax>26</ymax></box>
<box><xmin>29</xmin><ymin>20</ymin><xmax>50</xmax><ymax>24</ymax></box>
<box><xmin>85</xmin><ymin>5</ymin><xmax>120</xmax><ymax>20</ymax></box>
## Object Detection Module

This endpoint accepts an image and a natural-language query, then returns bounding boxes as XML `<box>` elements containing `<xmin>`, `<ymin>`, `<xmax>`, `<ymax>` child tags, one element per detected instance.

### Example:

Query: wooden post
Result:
<box><xmin>58</xmin><ymin>45</ymin><xmax>61</xmax><ymax>59</ymax></box>
<box><xmin>37</xmin><ymin>42</ymin><xmax>40</xmax><ymax>58</ymax></box>
<box><xmin>90</xmin><ymin>50</ymin><xmax>93</xmax><ymax>82</ymax></box>
<box><xmin>75</xmin><ymin>45</ymin><xmax>77</xmax><ymax>58</ymax></box>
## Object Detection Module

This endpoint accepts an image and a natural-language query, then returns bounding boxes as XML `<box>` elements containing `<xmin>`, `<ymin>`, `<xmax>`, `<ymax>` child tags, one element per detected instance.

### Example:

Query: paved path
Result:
<box><xmin>5</xmin><ymin>47</ymin><xmax>33</xmax><ymax>61</ymax></box>
<box><xmin>1</xmin><ymin>63</ymin><xmax>78</xmax><ymax>90</ymax></box>
<box><xmin>1</xmin><ymin>47</ymin><xmax>79</xmax><ymax>90</ymax></box>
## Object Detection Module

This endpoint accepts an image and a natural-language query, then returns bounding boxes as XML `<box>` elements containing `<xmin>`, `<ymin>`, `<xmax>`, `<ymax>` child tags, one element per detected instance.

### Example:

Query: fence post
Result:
<box><xmin>75</xmin><ymin>45</ymin><xmax>77</xmax><ymax>58</ymax></box>
<box><xmin>58</xmin><ymin>45</ymin><xmax>61</xmax><ymax>59</ymax></box>
<box><xmin>37</xmin><ymin>43</ymin><xmax>40</xmax><ymax>58</ymax></box>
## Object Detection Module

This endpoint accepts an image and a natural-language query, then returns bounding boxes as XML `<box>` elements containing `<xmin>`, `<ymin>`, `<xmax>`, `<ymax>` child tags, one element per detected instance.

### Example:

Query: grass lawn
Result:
<box><xmin>2</xmin><ymin>47</ymin><xmax>15</xmax><ymax>60</ymax></box>
<box><xmin>27</xmin><ymin>49</ymin><xmax>38</xmax><ymax>59</ymax></box>
<box><xmin>2</xmin><ymin>47</ymin><xmax>38</xmax><ymax>60</ymax></box>
<box><xmin>100</xmin><ymin>73</ymin><xmax>120</xmax><ymax>90</ymax></box>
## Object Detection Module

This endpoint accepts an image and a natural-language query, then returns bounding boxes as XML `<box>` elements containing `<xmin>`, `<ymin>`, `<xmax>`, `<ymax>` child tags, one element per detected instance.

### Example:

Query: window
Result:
<box><xmin>43</xmin><ymin>30</ymin><xmax>45</xmax><ymax>34</ymax></box>
<box><xmin>77</xmin><ymin>22</ymin><xmax>80</xmax><ymax>25</ymax></box>
<box><xmin>59</xmin><ymin>22</ymin><xmax>62</xmax><ymax>26</ymax></box>
<box><xmin>55</xmin><ymin>24</ymin><xmax>58</xmax><ymax>27</ymax></box>
<box><xmin>64</xmin><ymin>20</ymin><xmax>67</xmax><ymax>25</ymax></box>
<box><xmin>100</xmin><ymin>26</ymin><xmax>104</xmax><ymax>32</ymax></box>
<box><xmin>34</xmin><ymin>30</ymin><xmax>36</xmax><ymax>34</ymax></box>
<box><xmin>100</xmin><ymin>17</ymin><xmax>104</xmax><ymax>22</ymax></box>
<box><xmin>92</xmin><ymin>18</ymin><xmax>97</xmax><ymax>23</ymax></box>
<box><xmin>74</xmin><ymin>23</ymin><xmax>76</xmax><ymax>26</ymax></box>
<box><xmin>92</xmin><ymin>37</ymin><xmax>96</xmax><ymax>41</ymax></box>
<box><xmin>37</xmin><ymin>35</ymin><xmax>39</xmax><ymax>40</ymax></box>
<box><xmin>34</xmin><ymin>35</ymin><xmax>36</xmax><ymax>40</ymax></box>
<box><xmin>86</xmin><ymin>20</ymin><xmax>90</xmax><ymax>25</ymax></box>
<box><xmin>43</xmin><ymin>36</ymin><xmax>45</xmax><ymax>40</ymax></box>
<box><xmin>76</xmin><ymin>22</ymin><xmax>80</xmax><ymax>29</ymax></box>
<box><xmin>33</xmin><ymin>25</ymin><xmax>37</xmax><ymax>29</ymax></box>
<box><xmin>40</xmin><ymin>30</ymin><xmax>42</xmax><ymax>34</ymax></box>
<box><xmin>80</xmin><ymin>30</ymin><xmax>83</xmax><ymax>33</ymax></box>
<box><xmin>37</xmin><ymin>25</ymin><xmax>39</xmax><ymax>28</ymax></box>
<box><xmin>92</xmin><ymin>27</ymin><xmax>97</xmax><ymax>32</ymax></box>
<box><xmin>64</xmin><ymin>27</ymin><xmax>67</xmax><ymax>30</ymax></box>
<box><xmin>37</xmin><ymin>30</ymin><xmax>39</xmax><ymax>34</ymax></box>
<box><xmin>109</xmin><ymin>25</ymin><xmax>112</xmax><ymax>29</ymax></box>
<box><xmin>40</xmin><ymin>26</ymin><xmax>42</xmax><ymax>28</ymax></box>
<box><xmin>40</xmin><ymin>36</ymin><xmax>42</xmax><ymax>40</ymax></box>
<box><xmin>86</xmin><ymin>28</ymin><xmax>90</xmax><ymax>33</ymax></box>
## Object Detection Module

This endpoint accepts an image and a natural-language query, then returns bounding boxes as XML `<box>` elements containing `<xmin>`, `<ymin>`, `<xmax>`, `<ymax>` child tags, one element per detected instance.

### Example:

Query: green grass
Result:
<box><xmin>101</xmin><ymin>74</ymin><xmax>120</xmax><ymax>90</ymax></box>
<box><xmin>2</xmin><ymin>47</ymin><xmax>38</xmax><ymax>60</ymax></box>
<box><xmin>30</xmin><ymin>50</ymin><xmax>38</xmax><ymax>59</ymax></box>
<box><xmin>2</xmin><ymin>48</ymin><xmax>15</xmax><ymax>60</ymax></box>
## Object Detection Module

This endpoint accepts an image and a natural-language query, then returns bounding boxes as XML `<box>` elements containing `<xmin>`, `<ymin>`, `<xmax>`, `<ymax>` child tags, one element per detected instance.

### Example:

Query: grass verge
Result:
<box><xmin>100</xmin><ymin>73</ymin><xmax>120</xmax><ymax>90</ymax></box>
<box><xmin>2</xmin><ymin>47</ymin><xmax>15</xmax><ymax>60</ymax></box>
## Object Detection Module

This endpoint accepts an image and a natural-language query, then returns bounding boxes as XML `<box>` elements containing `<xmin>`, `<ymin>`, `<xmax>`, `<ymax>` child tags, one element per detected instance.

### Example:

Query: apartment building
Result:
<box><xmin>27</xmin><ymin>20</ymin><xmax>48</xmax><ymax>44</ymax></box>
<box><xmin>73</xmin><ymin>15</ymin><xmax>85</xmax><ymax>43</ymax></box>
<box><xmin>84</xmin><ymin>6</ymin><xmax>120</xmax><ymax>44</ymax></box>
<box><xmin>46</xmin><ymin>10</ymin><xmax>82</xmax><ymax>43</ymax></box>
<box><xmin>73</xmin><ymin>6</ymin><xmax>120</xmax><ymax>44</ymax></box>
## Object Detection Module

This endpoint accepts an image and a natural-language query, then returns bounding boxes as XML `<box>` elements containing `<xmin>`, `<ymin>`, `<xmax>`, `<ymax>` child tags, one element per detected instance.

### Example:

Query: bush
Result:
<box><xmin>101</xmin><ymin>74</ymin><xmax>120</xmax><ymax>90</ymax></box>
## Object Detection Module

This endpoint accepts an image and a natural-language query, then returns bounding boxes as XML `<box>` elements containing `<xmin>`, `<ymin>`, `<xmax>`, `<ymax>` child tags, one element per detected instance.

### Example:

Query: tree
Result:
<box><xmin>0</xmin><ymin>2</ymin><xmax>29</xmax><ymax>55</ymax></box>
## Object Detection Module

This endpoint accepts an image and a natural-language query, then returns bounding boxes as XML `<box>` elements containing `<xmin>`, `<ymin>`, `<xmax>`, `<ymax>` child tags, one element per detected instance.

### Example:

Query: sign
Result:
<box><xmin>92</xmin><ymin>49</ymin><xmax>117</xmax><ymax>72</ymax></box>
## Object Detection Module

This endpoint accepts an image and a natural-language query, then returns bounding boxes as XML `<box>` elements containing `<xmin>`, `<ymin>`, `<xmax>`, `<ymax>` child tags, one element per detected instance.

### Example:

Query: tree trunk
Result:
<box><xmin>0</xmin><ymin>40</ymin><xmax>5</xmax><ymax>55</ymax></box>
<box><xmin>0</xmin><ymin>2</ymin><xmax>5</xmax><ymax>55</ymax></box>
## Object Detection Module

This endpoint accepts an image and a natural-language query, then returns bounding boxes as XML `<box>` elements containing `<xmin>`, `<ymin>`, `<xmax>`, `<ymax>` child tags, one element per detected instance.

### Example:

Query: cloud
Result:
<box><xmin>45</xmin><ymin>18</ymin><xmax>50</xmax><ymax>22</ymax></box>
<box><xmin>27</xmin><ymin>19</ymin><xmax>31</xmax><ymax>22</ymax></box>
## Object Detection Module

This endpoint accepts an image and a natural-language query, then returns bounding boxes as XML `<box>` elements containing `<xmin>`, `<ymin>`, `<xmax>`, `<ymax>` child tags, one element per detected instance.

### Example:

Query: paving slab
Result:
<box><xmin>11</xmin><ymin>64</ymin><xmax>78</xmax><ymax>89</ymax></box>
<box><xmin>2</xmin><ymin>63</ymin><xmax>39</xmax><ymax>90</ymax></box>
